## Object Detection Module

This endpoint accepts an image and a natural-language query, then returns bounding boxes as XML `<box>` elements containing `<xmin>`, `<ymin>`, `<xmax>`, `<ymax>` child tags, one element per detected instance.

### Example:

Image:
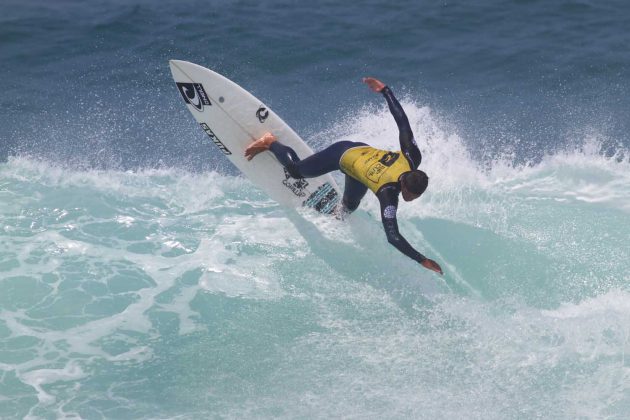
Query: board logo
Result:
<box><xmin>200</xmin><ymin>123</ymin><xmax>231</xmax><ymax>155</ymax></box>
<box><xmin>256</xmin><ymin>106</ymin><xmax>269</xmax><ymax>123</ymax></box>
<box><xmin>282</xmin><ymin>168</ymin><xmax>308</xmax><ymax>197</ymax></box>
<box><xmin>176</xmin><ymin>83</ymin><xmax>211</xmax><ymax>112</ymax></box>
<box><xmin>303</xmin><ymin>182</ymin><xmax>340</xmax><ymax>214</ymax></box>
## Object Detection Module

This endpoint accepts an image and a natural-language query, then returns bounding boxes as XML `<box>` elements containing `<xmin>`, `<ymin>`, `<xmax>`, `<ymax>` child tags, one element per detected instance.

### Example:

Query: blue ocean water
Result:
<box><xmin>1</xmin><ymin>0</ymin><xmax>629</xmax><ymax>418</ymax></box>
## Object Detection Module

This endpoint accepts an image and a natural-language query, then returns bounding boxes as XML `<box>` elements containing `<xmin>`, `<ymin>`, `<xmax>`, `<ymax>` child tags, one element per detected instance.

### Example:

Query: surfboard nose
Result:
<box><xmin>169</xmin><ymin>59</ymin><xmax>186</xmax><ymax>69</ymax></box>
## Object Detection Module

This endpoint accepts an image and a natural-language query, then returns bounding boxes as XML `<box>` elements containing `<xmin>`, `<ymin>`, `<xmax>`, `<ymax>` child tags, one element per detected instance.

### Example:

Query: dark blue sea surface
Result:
<box><xmin>1</xmin><ymin>1</ymin><xmax>629</xmax><ymax>419</ymax></box>
<box><xmin>2</xmin><ymin>0</ymin><xmax>629</xmax><ymax>169</ymax></box>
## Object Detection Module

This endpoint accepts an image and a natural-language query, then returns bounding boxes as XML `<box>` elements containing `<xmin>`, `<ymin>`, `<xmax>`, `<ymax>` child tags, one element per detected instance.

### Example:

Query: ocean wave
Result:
<box><xmin>1</xmin><ymin>102</ymin><xmax>629</xmax><ymax>417</ymax></box>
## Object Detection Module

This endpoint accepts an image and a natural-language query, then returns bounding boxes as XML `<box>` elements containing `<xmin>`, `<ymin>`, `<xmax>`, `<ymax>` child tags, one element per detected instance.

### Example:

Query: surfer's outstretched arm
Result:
<box><xmin>377</xmin><ymin>187</ymin><xmax>443</xmax><ymax>275</ymax></box>
<box><xmin>363</xmin><ymin>77</ymin><xmax>421</xmax><ymax>169</ymax></box>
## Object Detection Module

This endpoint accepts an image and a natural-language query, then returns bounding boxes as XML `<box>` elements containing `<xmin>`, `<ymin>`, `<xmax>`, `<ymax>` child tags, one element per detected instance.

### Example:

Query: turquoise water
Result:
<box><xmin>2</xmin><ymin>103</ymin><xmax>629</xmax><ymax>418</ymax></box>
<box><xmin>2</xmin><ymin>0</ymin><xmax>630</xmax><ymax>418</ymax></box>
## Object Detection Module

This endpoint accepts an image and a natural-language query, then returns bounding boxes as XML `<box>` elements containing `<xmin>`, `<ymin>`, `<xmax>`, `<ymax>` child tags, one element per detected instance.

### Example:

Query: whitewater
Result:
<box><xmin>1</xmin><ymin>102</ymin><xmax>629</xmax><ymax>419</ymax></box>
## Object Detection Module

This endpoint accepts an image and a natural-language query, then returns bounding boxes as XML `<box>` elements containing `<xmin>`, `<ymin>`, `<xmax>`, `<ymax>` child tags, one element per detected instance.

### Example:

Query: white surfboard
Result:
<box><xmin>169</xmin><ymin>60</ymin><xmax>340</xmax><ymax>214</ymax></box>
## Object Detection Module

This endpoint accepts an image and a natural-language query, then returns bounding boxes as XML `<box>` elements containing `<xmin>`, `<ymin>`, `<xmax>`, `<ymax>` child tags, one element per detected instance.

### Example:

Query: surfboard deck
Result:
<box><xmin>169</xmin><ymin>60</ymin><xmax>340</xmax><ymax>214</ymax></box>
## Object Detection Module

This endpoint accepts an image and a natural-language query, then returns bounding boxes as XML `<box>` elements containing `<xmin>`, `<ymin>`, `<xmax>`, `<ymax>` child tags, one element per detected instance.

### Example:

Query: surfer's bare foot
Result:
<box><xmin>245</xmin><ymin>132</ymin><xmax>277</xmax><ymax>161</ymax></box>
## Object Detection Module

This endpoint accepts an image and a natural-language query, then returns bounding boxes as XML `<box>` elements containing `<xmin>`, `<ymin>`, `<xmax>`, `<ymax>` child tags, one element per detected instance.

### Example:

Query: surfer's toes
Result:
<box><xmin>258</xmin><ymin>132</ymin><xmax>276</xmax><ymax>146</ymax></box>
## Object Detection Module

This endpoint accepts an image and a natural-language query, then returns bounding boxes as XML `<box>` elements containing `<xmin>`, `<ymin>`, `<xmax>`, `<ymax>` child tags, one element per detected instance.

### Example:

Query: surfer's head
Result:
<box><xmin>400</xmin><ymin>170</ymin><xmax>428</xmax><ymax>201</ymax></box>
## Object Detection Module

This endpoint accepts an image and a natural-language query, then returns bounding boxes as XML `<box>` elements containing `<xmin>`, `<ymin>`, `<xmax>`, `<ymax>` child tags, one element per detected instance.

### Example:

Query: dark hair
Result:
<box><xmin>402</xmin><ymin>170</ymin><xmax>428</xmax><ymax>195</ymax></box>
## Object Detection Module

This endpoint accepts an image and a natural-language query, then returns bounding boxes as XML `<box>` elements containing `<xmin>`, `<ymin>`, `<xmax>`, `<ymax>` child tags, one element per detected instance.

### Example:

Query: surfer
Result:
<box><xmin>245</xmin><ymin>77</ymin><xmax>443</xmax><ymax>275</ymax></box>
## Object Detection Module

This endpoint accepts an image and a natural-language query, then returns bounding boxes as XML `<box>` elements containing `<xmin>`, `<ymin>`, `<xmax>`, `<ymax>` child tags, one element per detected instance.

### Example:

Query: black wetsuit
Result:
<box><xmin>268</xmin><ymin>86</ymin><xmax>426</xmax><ymax>263</ymax></box>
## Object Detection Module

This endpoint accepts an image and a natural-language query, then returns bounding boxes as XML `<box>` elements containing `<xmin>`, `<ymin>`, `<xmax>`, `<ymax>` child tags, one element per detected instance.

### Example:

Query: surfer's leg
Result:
<box><xmin>268</xmin><ymin>141</ymin><xmax>309</xmax><ymax>178</ymax></box>
<box><xmin>270</xmin><ymin>140</ymin><xmax>365</xmax><ymax>179</ymax></box>
<box><xmin>342</xmin><ymin>175</ymin><xmax>368</xmax><ymax>212</ymax></box>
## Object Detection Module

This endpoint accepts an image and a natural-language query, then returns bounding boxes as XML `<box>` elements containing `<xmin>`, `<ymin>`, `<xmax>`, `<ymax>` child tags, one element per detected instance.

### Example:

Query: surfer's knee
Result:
<box><xmin>285</xmin><ymin>164</ymin><xmax>303</xmax><ymax>179</ymax></box>
<box><xmin>269</xmin><ymin>142</ymin><xmax>304</xmax><ymax>178</ymax></box>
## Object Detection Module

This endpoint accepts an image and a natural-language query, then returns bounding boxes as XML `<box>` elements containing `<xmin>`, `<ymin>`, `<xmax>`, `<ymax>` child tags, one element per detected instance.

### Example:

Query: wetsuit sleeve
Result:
<box><xmin>377</xmin><ymin>187</ymin><xmax>426</xmax><ymax>263</ymax></box>
<box><xmin>382</xmin><ymin>86</ymin><xmax>421</xmax><ymax>169</ymax></box>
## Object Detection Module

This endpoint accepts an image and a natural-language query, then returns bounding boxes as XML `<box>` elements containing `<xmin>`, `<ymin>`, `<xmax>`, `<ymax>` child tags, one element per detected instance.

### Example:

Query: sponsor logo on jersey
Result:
<box><xmin>200</xmin><ymin>123</ymin><xmax>231</xmax><ymax>155</ymax></box>
<box><xmin>365</xmin><ymin>152</ymin><xmax>400</xmax><ymax>182</ymax></box>
<box><xmin>379</xmin><ymin>152</ymin><xmax>399</xmax><ymax>167</ymax></box>
<box><xmin>366</xmin><ymin>162</ymin><xmax>387</xmax><ymax>183</ymax></box>
<box><xmin>176</xmin><ymin>83</ymin><xmax>211</xmax><ymax>111</ymax></box>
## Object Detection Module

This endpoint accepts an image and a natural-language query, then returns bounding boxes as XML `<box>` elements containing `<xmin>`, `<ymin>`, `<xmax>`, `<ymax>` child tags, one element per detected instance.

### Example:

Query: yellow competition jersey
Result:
<box><xmin>339</xmin><ymin>146</ymin><xmax>412</xmax><ymax>193</ymax></box>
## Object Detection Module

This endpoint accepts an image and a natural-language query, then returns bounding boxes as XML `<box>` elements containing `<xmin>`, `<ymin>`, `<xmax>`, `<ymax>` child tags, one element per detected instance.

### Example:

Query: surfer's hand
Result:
<box><xmin>363</xmin><ymin>77</ymin><xmax>386</xmax><ymax>93</ymax></box>
<box><xmin>421</xmin><ymin>258</ymin><xmax>443</xmax><ymax>275</ymax></box>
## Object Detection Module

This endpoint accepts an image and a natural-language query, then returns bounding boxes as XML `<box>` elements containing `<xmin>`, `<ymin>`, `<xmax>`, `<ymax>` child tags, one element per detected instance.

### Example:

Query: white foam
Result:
<box><xmin>115</xmin><ymin>215</ymin><xmax>135</xmax><ymax>227</ymax></box>
<box><xmin>20</xmin><ymin>362</ymin><xmax>87</xmax><ymax>405</ymax></box>
<box><xmin>542</xmin><ymin>290</ymin><xmax>630</xmax><ymax>319</ymax></box>
<box><xmin>1</xmin><ymin>156</ymin><xmax>230</xmax><ymax>215</ymax></box>
<box><xmin>319</xmin><ymin>101</ymin><xmax>630</xmax><ymax>221</ymax></box>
